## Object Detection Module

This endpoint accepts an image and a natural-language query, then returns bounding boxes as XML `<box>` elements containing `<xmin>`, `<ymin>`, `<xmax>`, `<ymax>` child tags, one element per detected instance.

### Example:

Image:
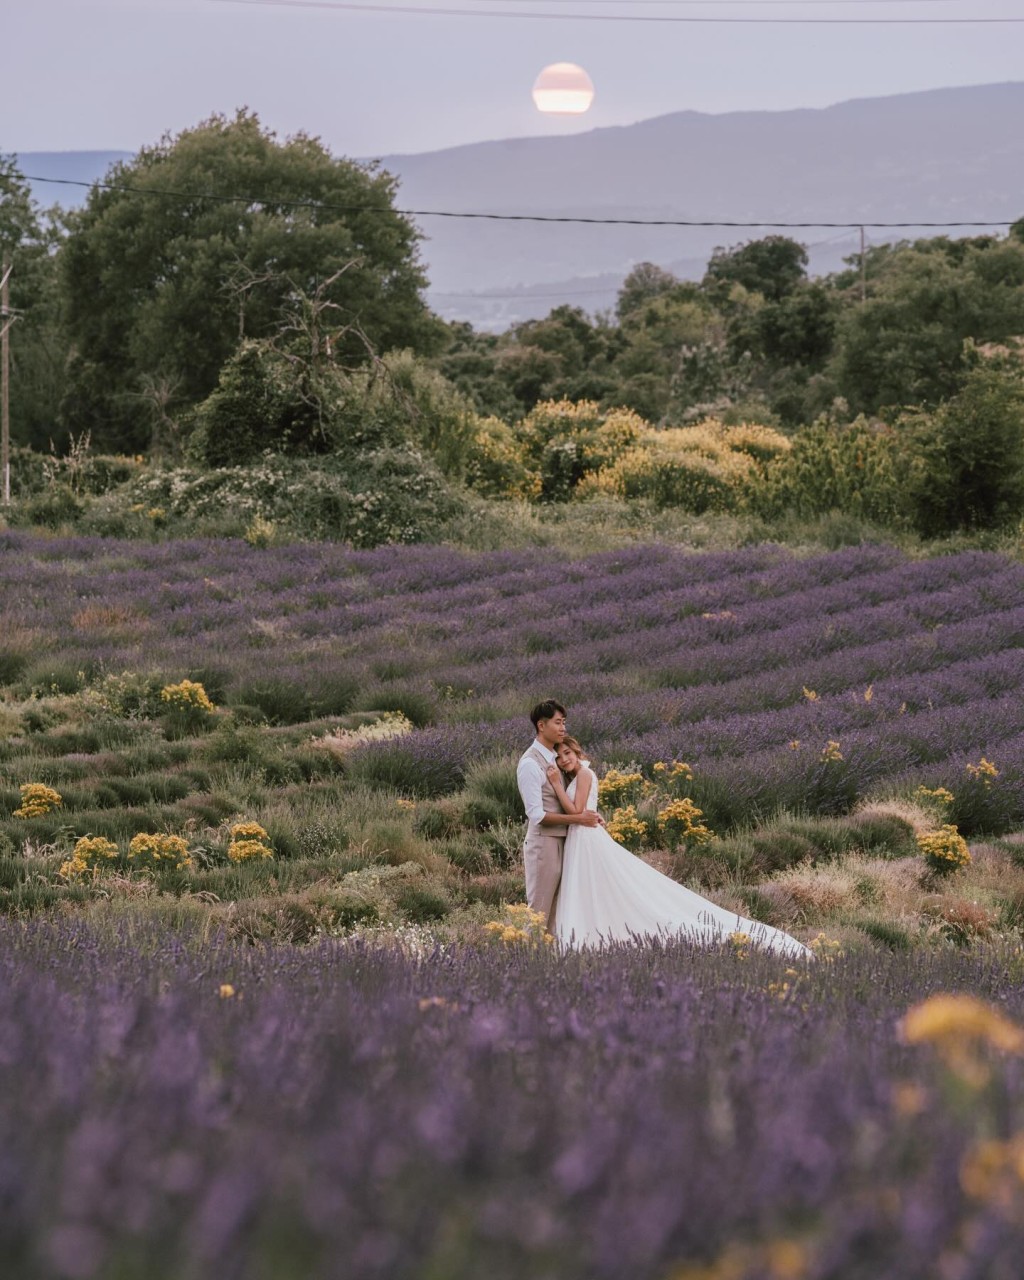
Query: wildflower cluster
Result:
<box><xmin>820</xmin><ymin>740</ymin><xmax>844</xmax><ymax>763</ymax></box>
<box><xmin>13</xmin><ymin>783</ymin><xmax>62</xmax><ymax>819</ymax></box>
<box><xmin>59</xmin><ymin>835</ymin><xmax>119</xmax><ymax>879</ymax></box>
<box><xmin>597</xmin><ymin>760</ymin><xmax>714</xmax><ymax>853</ymax></box>
<box><xmin>809</xmin><ymin>933</ymin><xmax>844</xmax><ymax>962</ymax></box>
<box><xmin>316</xmin><ymin>712</ymin><xmax>415</xmax><ymax>758</ymax></box>
<box><xmin>605</xmin><ymin>805</ymin><xmax>648</xmax><ymax>848</ymax></box>
<box><xmin>917</xmin><ymin>785</ymin><xmax>955</xmax><ymax>809</ymax></box>
<box><xmin>128</xmin><ymin>833</ymin><xmax>193</xmax><ymax>872</ymax></box>
<box><xmin>656</xmin><ymin>797</ymin><xmax>714</xmax><ymax>848</ymax></box>
<box><xmin>227</xmin><ymin>821</ymin><xmax>273</xmax><ymax>863</ymax></box>
<box><xmin>597</xmin><ymin>768</ymin><xmax>646</xmax><ymax>807</ymax></box>
<box><xmin>160</xmin><ymin>679</ymin><xmax>215</xmax><ymax>714</ymax></box>
<box><xmin>484</xmin><ymin>904</ymin><xmax>553</xmax><ymax>946</ymax></box>
<box><xmin>918</xmin><ymin>824</ymin><xmax>971</xmax><ymax>876</ymax></box>
<box><xmin>966</xmin><ymin>756</ymin><xmax>1000</xmax><ymax>785</ymax></box>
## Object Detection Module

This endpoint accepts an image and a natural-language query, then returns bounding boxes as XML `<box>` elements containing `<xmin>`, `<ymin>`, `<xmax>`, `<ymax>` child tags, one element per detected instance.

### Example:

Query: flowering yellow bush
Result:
<box><xmin>966</xmin><ymin>757</ymin><xmax>1000</xmax><ymax>785</ymax></box>
<box><xmin>606</xmin><ymin>805</ymin><xmax>648</xmax><ymax>848</ymax></box>
<box><xmin>228</xmin><ymin>839</ymin><xmax>273</xmax><ymax>863</ymax></box>
<box><xmin>13</xmin><ymin>783</ymin><xmax>62</xmax><ymax>818</ymax></box>
<box><xmin>918</xmin><ymin>824</ymin><xmax>971</xmax><ymax>876</ymax></box>
<box><xmin>917</xmin><ymin>785</ymin><xmax>955</xmax><ymax>808</ymax></box>
<box><xmin>657</xmin><ymin>797</ymin><xmax>714</xmax><ymax>848</ymax></box>
<box><xmin>128</xmin><ymin>832</ymin><xmax>193</xmax><ymax>872</ymax></box>
<box><xmin>652</xmin><ymin>760</ymin><xmax>694</xmax><ymax>781</ymax></box>
<box><xmin>60</xmin><ymin>835</ymin><xmax>120</xmax><ymax>879</ymax></box>
<box><xmin>598</xmin><ymin>768</ymin><xmax>646</xmax><ymax>807</ymax></box>
<box><xmin>160</xmin><ymin>679</ymin><xmax>215</xmax><ymax>714</ymax></box>
<box><xmin>484</xmin><ymin>904</ymin><xmax>553</xmax><ymax>946</ymax></box>
<box><xmin>227</xmin><ymin>820</ymin><xmax>274</xmax><ymax>862</ymax></box>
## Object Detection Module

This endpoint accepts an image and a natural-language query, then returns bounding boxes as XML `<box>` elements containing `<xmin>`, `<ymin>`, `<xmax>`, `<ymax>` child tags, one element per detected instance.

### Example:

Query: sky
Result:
<box><xmin>7</xmin><ymin>0</ymin><xmax>1024</xmax><ymax>160</ymax></box>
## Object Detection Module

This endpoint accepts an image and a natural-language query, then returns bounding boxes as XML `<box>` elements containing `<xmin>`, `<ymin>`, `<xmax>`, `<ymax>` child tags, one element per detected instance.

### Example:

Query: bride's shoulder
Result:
<box><xmin>576</xmin><ymin>765</ymin><xmax>595</xmax><ymax>787</ymax></box>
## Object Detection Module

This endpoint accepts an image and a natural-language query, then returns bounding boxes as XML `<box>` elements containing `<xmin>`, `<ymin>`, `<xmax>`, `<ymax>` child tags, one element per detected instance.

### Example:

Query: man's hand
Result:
<box><xmin>580</xmin><ymin>811</ymin><xmax>601</xmax><ymax>827</ymax></box>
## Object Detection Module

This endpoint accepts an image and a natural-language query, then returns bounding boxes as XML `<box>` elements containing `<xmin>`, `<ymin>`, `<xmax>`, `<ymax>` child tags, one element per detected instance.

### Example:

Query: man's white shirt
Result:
<box><xmin>517</xmin><ymin>739</ymin><xmax>557</xmax><ymax>826</ymax></box>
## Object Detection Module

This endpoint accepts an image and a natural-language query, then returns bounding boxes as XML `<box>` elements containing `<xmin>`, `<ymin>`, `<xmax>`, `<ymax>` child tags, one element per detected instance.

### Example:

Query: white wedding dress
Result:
<box><xmin>555</xmin><ymin>776</ymin><xmax>812</xmax><ymax>958</ymax></box>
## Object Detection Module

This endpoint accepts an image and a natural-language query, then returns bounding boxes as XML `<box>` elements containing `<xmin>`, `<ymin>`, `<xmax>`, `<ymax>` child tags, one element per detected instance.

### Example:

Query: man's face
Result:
<box><xmin>540</xmin><ymin>713</ymin><xmax>567</xmax><ymax>744</ymax></box>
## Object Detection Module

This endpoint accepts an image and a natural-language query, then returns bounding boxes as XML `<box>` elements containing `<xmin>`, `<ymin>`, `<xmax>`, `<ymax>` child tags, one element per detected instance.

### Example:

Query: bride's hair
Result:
<box><xmin>558</xmin><ymin>735</ymin><xmax>589</xmax><ymax>776</ymax></box>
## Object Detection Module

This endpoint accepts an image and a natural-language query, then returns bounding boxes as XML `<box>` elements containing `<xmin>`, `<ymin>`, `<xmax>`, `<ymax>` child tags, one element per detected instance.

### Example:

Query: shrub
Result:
<box><xmin>461</xmin><ymin>758</ymin><xmax>523</xmax><ymax>828</ymax></box>
<box><xmin>918</xmin><ymin>825</ymin><xmax>972</xmax><ymax>877</ymax></box>
<box><xmin>393</xmin><ymin>881</ymin><xmax>452</xmax><ymax>923</ymax></box>
<box><xmin>905</xmin><ymin>361</ymin><xmax>1024</xmax><ymax>537</ymax></box>
<box><xmin>128</xmin><ymin>833</ymin><xmax>193</xmax><ymax>872</ymax></box>
<box><xmin>13</xmin><ymin>784</ymin><xmax>62</xmax><ymax>819</ymax></box>
<box><xmin>753</xmin><ymin>417</ymin><xmax>911</xmax><ymax>526</ymax></box>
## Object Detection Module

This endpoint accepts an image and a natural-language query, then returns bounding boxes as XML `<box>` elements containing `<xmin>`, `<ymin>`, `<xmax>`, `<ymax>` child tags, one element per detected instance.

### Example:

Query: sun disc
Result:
<box><xmin>532</xmin><ymin>62</ymin><xmax>595</xmax><ymax>116</ymax></box>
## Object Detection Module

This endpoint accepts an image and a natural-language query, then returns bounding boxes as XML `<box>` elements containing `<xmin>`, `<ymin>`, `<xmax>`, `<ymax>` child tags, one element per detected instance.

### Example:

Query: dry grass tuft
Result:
<box><xmin>854</xmin><ymin>798</ymin><xmax>934</xmax><ymax>836</ymax></box>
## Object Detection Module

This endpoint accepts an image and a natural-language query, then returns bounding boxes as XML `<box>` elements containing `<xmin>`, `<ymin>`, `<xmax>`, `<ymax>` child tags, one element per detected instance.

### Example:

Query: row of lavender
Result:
<box><xmin>4</xmin><ymin>918</ymin><xmax>1024</xmax><ymax>1280</ymax></box>
<box><xmin>4</xmin><ymin>532</ymin><xmax>1024</xmax><ymax>824</ymax></box>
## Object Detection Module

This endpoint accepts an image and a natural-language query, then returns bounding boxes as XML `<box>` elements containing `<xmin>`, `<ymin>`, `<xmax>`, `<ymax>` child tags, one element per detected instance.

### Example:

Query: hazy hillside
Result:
<box><xmin>16</xmin><ymin>82</ymin><xmax>1024</xmax><ymax>328</ymax></box>
<box><xmin>377</xmin><ymin>81</ymin><xmax>1024</xmax><ymax>325</ymax></box>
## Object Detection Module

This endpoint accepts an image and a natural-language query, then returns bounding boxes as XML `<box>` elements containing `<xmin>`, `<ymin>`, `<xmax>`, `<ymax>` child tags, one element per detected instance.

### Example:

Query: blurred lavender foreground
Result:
<box><xmin>4</xmin><ymin>918</ymin><xmax>1024</xmax><ymax>1278</ymax></box>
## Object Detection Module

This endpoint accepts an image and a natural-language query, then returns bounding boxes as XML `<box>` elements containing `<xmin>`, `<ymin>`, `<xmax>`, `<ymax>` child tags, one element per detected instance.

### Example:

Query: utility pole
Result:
<box><xmin>859</xmin><ymin>225</ymin><xmax>867</xmax><ymax>304</ymax></box>
<box><xmin>1</xmin><ymin>254</ymin><xmax>10</xmax><ymax>507</ymax></box>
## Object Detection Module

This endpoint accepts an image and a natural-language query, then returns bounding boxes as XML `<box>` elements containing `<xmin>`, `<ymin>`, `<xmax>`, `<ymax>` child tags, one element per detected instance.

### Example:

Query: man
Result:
<box><xmin>516</xmin><ymin>699</ymin><xmax>602</xmax><ymax>932</ymax></box>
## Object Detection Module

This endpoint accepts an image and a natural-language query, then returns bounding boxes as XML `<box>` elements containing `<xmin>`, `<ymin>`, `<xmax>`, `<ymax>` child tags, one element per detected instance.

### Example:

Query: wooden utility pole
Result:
<box><xmin>1</xmin><ymin>254</ymin><xmax>10</xmax><ymax>507</ymax></box>
<box><xmin>859</xmin><ymin>226</ymin><xmax>867</xmax><ymax>304</ymax></box>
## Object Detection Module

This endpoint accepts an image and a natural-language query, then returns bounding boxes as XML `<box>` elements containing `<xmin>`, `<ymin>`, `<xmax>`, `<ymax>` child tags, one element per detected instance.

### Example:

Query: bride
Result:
<box><xmin>548</xmin><ymin>737</ymin><xmax>811</xmax><ymax>958</ymax></box>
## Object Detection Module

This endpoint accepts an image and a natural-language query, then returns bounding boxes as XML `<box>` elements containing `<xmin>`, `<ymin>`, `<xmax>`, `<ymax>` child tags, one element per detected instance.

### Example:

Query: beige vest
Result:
<box><xmin>527</xmin><ymin>743</ymin><xmax>569</xmax><ymax>837</ymax></box>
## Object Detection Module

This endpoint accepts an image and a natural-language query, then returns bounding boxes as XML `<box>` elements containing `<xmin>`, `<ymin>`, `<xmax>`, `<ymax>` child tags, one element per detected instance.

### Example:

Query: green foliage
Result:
<box><xmin>58</xmin><ymin>110</ymin><xmax>438</xmax><ymax>452</ymax></box>
<box><xmin>904</xmin><ymin>360</ymin><xmax>1024</xmax><ymax>536</ymax></box>
<box><xmin>704</xmin><ymin>236</ymin><xmax>809</xmax><ymax>303</ymax></box>
<box><xmin>754</xmin><ymin>417</ymin><xmax>911</xmax><ymax>525</ymax></box>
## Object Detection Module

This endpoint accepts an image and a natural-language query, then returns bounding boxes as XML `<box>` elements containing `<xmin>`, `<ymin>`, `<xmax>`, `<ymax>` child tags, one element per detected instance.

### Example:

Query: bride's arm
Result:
<box><xmin>546</xmin><ymin>766</ymin><xmax>594</xmax><ymax>816</ymax></box>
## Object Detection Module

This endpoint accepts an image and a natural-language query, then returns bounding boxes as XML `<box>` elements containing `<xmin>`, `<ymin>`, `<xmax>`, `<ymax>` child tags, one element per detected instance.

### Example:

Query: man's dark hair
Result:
<box><xmin>531</xmin><ymin>699</ymin><xmax>567</xmax><ymax>730</ymax></box>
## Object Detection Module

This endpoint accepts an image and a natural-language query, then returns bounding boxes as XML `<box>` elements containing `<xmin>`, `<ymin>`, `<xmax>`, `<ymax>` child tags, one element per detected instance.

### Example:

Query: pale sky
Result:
<box><xmin>7</xmin><ymin>0</ymin><xmax>1024</xmax><ymax>160</ymax></box>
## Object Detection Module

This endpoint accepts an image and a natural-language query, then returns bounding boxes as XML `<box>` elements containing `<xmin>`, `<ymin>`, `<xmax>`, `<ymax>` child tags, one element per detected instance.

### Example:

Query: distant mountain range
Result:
<box><xmin>16</xmin><ymin>81</ymin><xmax>1024</xmax><ymax>329</ymax></box>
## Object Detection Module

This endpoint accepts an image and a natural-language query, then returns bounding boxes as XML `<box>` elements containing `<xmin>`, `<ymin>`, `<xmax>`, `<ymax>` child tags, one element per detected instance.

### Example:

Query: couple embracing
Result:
<box><xmin>516</xmin><ymin>699</ymin><xmax>810</xmax><ymax>956</ymax></box>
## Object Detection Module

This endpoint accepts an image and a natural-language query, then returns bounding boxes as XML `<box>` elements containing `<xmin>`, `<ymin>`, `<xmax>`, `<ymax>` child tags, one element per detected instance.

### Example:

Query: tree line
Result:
<box><xmin>4</xmin><ymin>110</ymin><xmax>1024</xmax><ymax>541</ymax></box>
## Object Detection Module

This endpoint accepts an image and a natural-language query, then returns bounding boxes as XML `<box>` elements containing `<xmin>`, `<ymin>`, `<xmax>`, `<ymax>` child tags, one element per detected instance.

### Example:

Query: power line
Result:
<box><xmin>211</xmin><ymin>0</ymin><xmax>1024</xmax><ymax>23</ymax></box>
<box><xmin>20</xmin><ymin>173</ymin><xmax>1023</xmax><ymax>229</ymax></box>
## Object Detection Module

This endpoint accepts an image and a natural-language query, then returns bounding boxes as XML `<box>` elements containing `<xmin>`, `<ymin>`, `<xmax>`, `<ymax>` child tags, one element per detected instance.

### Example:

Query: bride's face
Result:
<box><xmin>556</xmin><ymin>744</ymin><xmax>579</xmax><ymax>775</ymax></box>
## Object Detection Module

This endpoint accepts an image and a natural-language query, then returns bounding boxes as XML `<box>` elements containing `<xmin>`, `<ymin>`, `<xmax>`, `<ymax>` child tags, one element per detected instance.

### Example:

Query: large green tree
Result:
<box><xmin>58</xmin><ymin>111</ymin><xmax>440</xmax><ymax>452</ymax></box>
<box><xmin>0</xmin><ymin>156</ymin><xmax>66</xmax><ymax>451</ymax></box>
<box><xmin>831</xmin><ymin>236</ymin><xmax>1024</xmax><ymax>415</ymax></box>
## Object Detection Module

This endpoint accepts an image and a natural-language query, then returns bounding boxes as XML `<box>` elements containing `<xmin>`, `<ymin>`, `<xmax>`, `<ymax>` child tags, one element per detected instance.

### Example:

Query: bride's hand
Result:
<box><xmin>545</xmin><ymin>765</ymin><xmax>562</xmax><ymax>786</ymax></box>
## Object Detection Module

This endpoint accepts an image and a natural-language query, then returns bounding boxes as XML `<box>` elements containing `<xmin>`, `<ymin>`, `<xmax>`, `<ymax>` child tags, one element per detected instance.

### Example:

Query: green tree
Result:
<box><xmin>703</xmin><ymin>236</ymin><xmax>809</xmax><ymax>303</ymax></box>
<box><xmin>831</xmin><ymin>236</ymin><xmax>1024</xmax><ymax>415</ymax></box>
<box><xmin>905</xmin><ymin>358</ymin><xmax>1024</xmax><ymax>536</ymax></box>
<box><xmin>0</xmin><ymin>156</ymin><xmax>67</xmax><ymax>450</ymax></box>
<box><xmin>58</xmin><ymin>111</ymin><xmax>440</xmax><ymax>452</ymax></box>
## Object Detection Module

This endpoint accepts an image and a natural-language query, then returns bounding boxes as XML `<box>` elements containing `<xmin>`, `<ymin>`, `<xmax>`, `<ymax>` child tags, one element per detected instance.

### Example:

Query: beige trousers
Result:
<box><xmin>524</xmin><ymin>827</ymin><xmax>565</xmax><ymax>932</ymax></box>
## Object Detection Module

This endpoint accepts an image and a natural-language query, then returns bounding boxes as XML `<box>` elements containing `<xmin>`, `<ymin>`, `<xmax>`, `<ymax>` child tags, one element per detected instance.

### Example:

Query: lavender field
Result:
<box><xmin>5</xmin><ymin>530</ymin><xmax>1024</xmax><ymax>1276</ymax></box>
<box><xmin>5</xmin><ymin>917</ymin><xmax>1024</xmax><ymax>1280</ymax></box>
<box><xmin>3</xmin><ymin>530</ymin><xmax>1024</xmax><ymax>830</ymax></box>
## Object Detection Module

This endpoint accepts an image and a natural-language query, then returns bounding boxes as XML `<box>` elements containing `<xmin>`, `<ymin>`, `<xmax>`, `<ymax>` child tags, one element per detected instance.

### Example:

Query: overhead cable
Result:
<box><xmin>20</xmin><ymin>174</ymin><xmax>1023</xmax><ymax>230</ymax></box>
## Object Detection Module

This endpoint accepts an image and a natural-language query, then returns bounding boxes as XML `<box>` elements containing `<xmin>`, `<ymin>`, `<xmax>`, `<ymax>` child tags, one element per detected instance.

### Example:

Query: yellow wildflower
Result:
<box><xmin>606</xmin><ymin>805</ymin><xmax>648</xmax><ymax>847</ymax></box>
<box><xmin>820</xmin><ymin>740</ymin><xmax>843</xmax><ymax>763</ymax></box>
<box><xmin>219</xmin><ymin>984</ymin><xmax>236</xmax><ymax>999</ymax></box>
<box><xmin>227</xmin><ymin>839</ymin><xmax>273</xmax><ymax>863</ymax></box>
<box><xmin>966</xmin><ymin>757</ymin><xmax>1000</xmax><ymax>784</ymax></box>
<box><xmin>917</xmin><ymin>825</ymin><xmax>971</xmax><ymax>875</ymax></box>
<box><xmin>128</xmin><ymin>832</ymin><xmax>193</xmax><ymax>871</ymax></box>
<box><xmin>160</xmin><ymin>679</ymin><xmax>215</xmax><ymax>713</ymax></box>
<box><xmin>802</xmin><ymin>687</ymin><xmax>819</xmax><ymax>702</ymax></box>
<box><xmin>13</xmin><ymin>782</ymin><xmax>62</xmax><ymax>819</ymax></box>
